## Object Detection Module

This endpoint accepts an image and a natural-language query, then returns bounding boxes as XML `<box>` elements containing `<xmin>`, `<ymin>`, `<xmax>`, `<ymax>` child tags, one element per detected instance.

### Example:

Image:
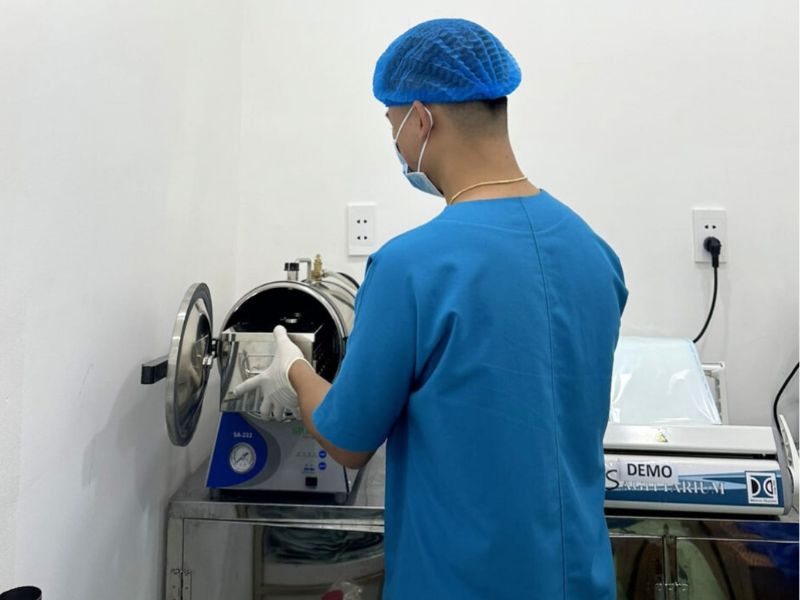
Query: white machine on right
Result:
<box><xmin>603</xmin><ymin>337</ymin><xmax>798</xmax><ymax>516</ymax></box>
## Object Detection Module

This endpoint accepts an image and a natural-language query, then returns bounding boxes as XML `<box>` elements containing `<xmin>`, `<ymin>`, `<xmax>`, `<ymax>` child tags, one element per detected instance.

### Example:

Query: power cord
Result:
<box><xmin>692</xmin><ymin>237</ymin><xmax>722</xmax><ymax>343</ymax></box>
<box><xmin>773</xmin><ymin>362</ymin><xmax>799</xmax><ymax>431</ymax></box>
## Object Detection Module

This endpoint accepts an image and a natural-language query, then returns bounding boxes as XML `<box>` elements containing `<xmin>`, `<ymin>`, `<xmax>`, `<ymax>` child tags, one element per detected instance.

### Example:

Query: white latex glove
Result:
<box><xmin>233</xmin><ymin>325</ymin><xmax>310</xmax><ymax>421</ymax></box>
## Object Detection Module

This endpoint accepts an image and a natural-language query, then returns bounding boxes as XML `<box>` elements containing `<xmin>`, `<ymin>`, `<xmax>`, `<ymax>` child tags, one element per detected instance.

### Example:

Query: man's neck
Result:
<box><xmin>434</xmin><ymin>137</ymin><xmax>537</xmax><ymax>204</ymax></box>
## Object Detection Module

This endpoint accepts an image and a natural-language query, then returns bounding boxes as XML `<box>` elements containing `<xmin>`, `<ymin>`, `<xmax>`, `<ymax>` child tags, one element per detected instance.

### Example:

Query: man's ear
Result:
<box><xmin>412</xmin><ymin>100</ymin><xmax>433</xmax><ymax>138</ymax></box>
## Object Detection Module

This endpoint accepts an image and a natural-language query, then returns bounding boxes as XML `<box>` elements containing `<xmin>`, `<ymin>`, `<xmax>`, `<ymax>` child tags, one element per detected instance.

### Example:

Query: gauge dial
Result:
<box><xmin>229</xmin><ymin>442</ymin><xmax>256</xmax><ymax>474</ymax></box>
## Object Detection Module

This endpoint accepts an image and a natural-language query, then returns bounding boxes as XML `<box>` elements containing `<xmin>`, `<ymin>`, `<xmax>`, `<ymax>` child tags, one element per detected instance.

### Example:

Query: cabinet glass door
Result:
<box><xmin>610</xmin><ymin>535</ymin><xmax>665</xmax><ymax>600</ymax></box>
<box><xmin>182</xmin><ymin>519</ymin><xmax>384</xmax><ymax>600</ymax></box>
<box><xmin>676</xmin><ymin>538</ymin><xmax>798</xmax><ymax>600</ymax></box>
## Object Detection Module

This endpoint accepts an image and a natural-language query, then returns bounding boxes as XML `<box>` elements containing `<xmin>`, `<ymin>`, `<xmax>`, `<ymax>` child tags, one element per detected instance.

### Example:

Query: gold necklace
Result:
<box><xmin>448</xmin><ymin>176</ymin><xmax>528</xmax><ymax>205</ymax></box>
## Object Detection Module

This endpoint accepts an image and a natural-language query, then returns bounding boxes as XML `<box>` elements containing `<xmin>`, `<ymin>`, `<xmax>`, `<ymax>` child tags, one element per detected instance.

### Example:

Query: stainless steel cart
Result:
<box><xmin>165</xmin><ymin>449</ymin><xmax>798</xmax><ymax>600</ymax></box>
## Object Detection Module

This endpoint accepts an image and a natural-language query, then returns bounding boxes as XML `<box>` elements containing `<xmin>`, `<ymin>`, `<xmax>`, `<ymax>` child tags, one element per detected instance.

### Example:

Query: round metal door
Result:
<box><xmin>163</xmin><ymin>283</ymin><xmax>215</xmax><ymax>446</ymax></box>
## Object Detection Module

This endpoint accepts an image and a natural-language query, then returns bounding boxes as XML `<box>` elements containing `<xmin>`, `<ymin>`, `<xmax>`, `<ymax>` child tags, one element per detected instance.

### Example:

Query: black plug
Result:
<box><xmin>703</xmin><ymin>236</ymin><xmax>722</xmax><ymax>268</ymax></box>
<box><xmin>693</xmin><ymin>236</ymin><xmax>722</xmax><ymax>343</ymax></box>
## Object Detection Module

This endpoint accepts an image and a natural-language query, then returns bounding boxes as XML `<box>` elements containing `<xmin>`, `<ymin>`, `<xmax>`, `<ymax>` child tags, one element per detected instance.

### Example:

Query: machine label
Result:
<box><xmin>619</xmin><ymin>460</ymin><xmax>678</xmax><ymax>486</ymax></box>
<box><xmin>746</xmin><ymin>472</ymin><xmax>779</xmax><ymax>505</ymax></box>
<box><xmin>604</xmin><ymin>455</ymin><xmax>783</xmax><ymax>511</ymax></box>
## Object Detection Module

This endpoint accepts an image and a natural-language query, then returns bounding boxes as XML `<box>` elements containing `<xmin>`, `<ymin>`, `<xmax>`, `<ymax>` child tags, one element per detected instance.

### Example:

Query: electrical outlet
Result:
<box><xmin>693</xmin><ymin>208</ymin><xmax>727</xmax><ymax>264</ymax></box>
<box><xmin>347</xmin><ymin>204</ymin><xmax>376</xmax><ymax>256</ymax></box>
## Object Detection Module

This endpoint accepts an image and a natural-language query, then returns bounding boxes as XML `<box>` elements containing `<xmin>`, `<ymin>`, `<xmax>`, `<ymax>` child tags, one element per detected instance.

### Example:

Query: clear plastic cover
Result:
<box><xmin>609</xmin><ymin>337</ymin><xmax>721</xmax><ymax>426</ymax></box>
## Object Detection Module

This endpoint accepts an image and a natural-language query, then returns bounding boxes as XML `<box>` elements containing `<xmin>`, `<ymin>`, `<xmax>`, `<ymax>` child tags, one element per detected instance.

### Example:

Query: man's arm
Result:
<box><xmin>289</xmin><ymin>361</ymin><xmax>375</xmax><ymax>469</ymax></box>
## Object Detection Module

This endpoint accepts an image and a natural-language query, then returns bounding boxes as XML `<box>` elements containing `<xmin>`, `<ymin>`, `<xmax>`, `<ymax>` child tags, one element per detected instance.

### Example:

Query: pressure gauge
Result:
<box><xmin>229</xmin><ymin>442</ymin><xmax>256</xmax><ymax>474</ymax></box>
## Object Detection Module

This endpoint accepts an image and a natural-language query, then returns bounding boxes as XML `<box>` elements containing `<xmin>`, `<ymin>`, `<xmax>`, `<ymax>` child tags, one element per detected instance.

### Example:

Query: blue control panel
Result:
<box><xmin>206</xmin><ymin>413</ymin><xmax>351</xmax><ymax>495</ymax></box>
<box><xmin>207</xmin><ymin>413</ymin><xmax>268</xmax><ymax>488</ymax></box>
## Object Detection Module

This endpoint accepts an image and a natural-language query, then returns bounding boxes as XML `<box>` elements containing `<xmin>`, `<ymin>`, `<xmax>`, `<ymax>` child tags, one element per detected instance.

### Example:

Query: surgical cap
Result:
<box><xmin>373</xmin><ymin>19</ymin><xmax>521</xmax><ymax>107</ymax></box>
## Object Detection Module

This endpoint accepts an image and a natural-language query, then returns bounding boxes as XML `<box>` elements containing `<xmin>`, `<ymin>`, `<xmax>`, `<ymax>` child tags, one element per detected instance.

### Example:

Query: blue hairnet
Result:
<box><xmin>373</xmin><ymin>19</ymin><xmax>521</xmax><ymax>106</ymax></box>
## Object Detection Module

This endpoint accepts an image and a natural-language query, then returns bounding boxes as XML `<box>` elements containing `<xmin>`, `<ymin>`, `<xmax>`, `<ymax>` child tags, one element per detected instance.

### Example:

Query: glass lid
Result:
<box><xmin>165</xmin><ymin>283</ymin><xmax>214</xmax><ymax>446</ymax></box>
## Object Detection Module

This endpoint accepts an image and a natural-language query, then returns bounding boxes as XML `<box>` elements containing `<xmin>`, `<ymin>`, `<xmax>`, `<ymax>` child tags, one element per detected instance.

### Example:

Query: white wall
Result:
<box><xmin>239</xmin><ymin>0</ymin><xmax>798</xmax><ymax>434</ymax></box>
<box><xmin>0</xmin><ymin>1</ymin><xmax>242</xmax><ymax>596</ymax></box>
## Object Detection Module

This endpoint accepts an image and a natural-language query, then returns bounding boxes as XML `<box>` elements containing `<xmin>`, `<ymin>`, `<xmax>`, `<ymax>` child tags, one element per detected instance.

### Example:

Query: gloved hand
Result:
<box><xmin>233</xmin><ymin>325</ymin><xmax>310</xmax><ymax>421</ymax></box>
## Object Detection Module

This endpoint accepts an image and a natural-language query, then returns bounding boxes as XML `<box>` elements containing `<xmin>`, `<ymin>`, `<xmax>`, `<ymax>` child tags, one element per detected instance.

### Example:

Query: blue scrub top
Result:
<box><xmin>313</xmin><ymin>190</ymin><xmax>628</xmax><ymax>599</ymax></box>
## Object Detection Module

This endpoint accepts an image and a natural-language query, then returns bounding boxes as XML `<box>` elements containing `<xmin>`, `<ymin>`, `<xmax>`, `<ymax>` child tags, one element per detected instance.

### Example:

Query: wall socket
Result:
<box><xmin>692</xmin><ymin>208</ymin><xmax>727</xmax><ymax>264</ymax></box>
<box><xmin>347</xmin><ymin>203</ymin><xmax>376</xmax><ymax>256</ymax></box>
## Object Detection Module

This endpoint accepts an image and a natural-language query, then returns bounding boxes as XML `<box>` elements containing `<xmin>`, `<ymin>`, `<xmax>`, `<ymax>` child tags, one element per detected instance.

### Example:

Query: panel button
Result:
<box><xmin>319</xmin><ymin>449</ymin><xmax>327</xmax><ymax>459</ymax></box>
<box><xmin>319</xmin><ymin>462</ymin><xmax>327</xmax><ymax>471</ymax></box>
<box><xmin>305</xmin><ymin>476</ymin><xmax>318</xmax><ymax>488</ymax></box>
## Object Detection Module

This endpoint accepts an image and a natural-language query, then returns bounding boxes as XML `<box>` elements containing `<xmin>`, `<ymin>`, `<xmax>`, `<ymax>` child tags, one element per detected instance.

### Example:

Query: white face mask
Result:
<box><xmin>393</xmin><ymin>105</ymin><xmax>443</xmax><ymax>198</ymax></box>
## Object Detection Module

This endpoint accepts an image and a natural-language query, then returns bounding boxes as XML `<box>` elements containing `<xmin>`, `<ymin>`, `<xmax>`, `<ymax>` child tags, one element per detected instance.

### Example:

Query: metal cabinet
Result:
<box><xmin>170</xmin><ymin>520</ymin><xmax>384</xmax><ymax>600</ymax></box>
<box><xmin>166</xmin><ymin>455</ymin><xmax>386</xmax><ymax>600</ymax></box>
<box><xmin>165</xmin><ymin>461</ymin><xmax>797</xmax><ymax>600</ymax></box>
<box><xmin>608</xmin><ymin>516</ymin><xmax>799</xmax><ymax>600</ymax></box>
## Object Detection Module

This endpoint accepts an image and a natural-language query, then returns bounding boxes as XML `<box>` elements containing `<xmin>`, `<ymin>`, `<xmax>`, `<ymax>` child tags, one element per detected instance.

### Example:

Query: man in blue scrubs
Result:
<box><xmin>239</xmin><ymin>19</ymin><xmax>627</xmax><ymax>599</ymax></box>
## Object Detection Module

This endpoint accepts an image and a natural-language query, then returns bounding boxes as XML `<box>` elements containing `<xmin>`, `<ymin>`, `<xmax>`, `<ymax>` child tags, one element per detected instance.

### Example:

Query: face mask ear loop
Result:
<box><xmin>416</xmin><ymin>107</ymin><xmax>434</xmax><ymax>172</ymax></box>
<box><xmin>393</xmin><ymin>106</ymin><xmax>415</xmax><ymax>144</ymax></box>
